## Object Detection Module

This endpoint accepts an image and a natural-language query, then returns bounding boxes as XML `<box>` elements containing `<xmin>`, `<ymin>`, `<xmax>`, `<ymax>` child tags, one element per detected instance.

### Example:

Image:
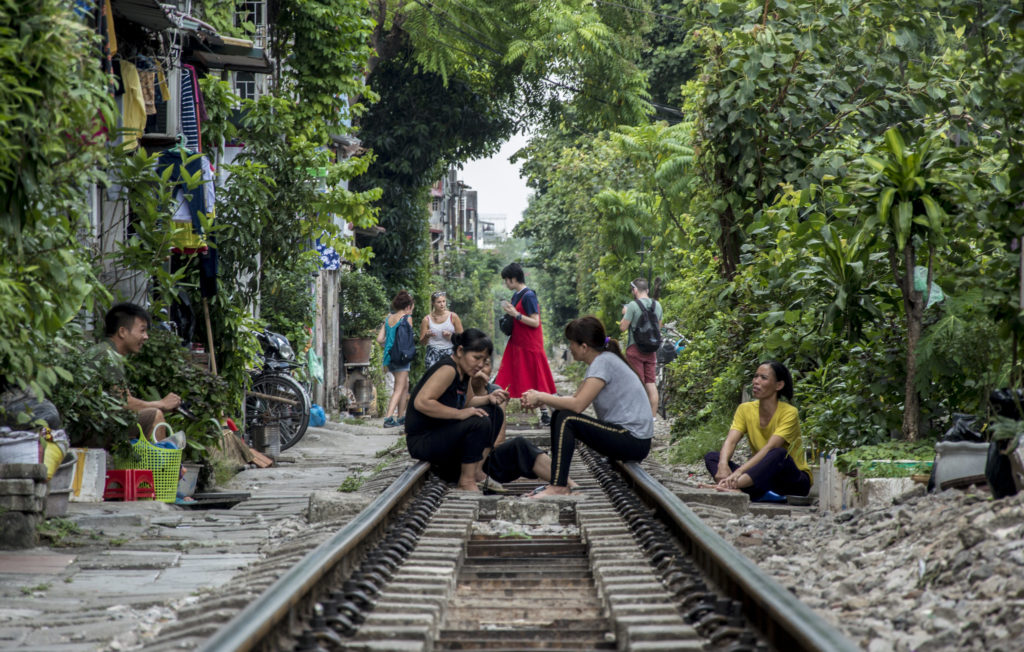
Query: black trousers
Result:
<box><xmin>484</xmin><ymin>437</ymin><xmax>544</xmax><ymax>483</ymax></box>
<box><xmin>407</xmin><ymin>404</ymin><xmax>503</xmax><ymax>483</ymax></box>
<box><xmin>704</xmin><ymin>449</ymin><xmax>811</xmax><ymax>498</ymax></box>
<box><xmin>549</xmin><ymin>409</ymin><xmax>651</xmax><ymax>487</ymax></box>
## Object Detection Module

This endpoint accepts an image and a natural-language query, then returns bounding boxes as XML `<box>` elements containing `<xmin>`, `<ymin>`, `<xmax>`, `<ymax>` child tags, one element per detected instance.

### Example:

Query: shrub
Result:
<box><xmin>125</xmin><ymin>329</ymin><xmax>234</xmax><ymax>461</ymax></box>
<box><xmin>46</xmin><ymin>326</ymin><xmax>136</xmax><ymax>449</ymax></box>
<box><xmin>339</xmin><ymin>271</ymin><xmax>388</xmax><ymax>337</ymax></box>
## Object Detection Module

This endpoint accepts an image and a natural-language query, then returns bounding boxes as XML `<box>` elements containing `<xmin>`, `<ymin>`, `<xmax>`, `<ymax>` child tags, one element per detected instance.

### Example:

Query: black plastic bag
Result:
<box><xmin>985</xmin><ymin>438</ymin><xmax>1019</xmax><ymax>498</ymax></box>
<box><xmin>990</xmin><ymin>388</ymin><xmax>1024</xmax><ymax>421</ymax></box>
<box><xmin>942</xmin><ymin>413</ymin><xmax>984</xmax><ymax>443</ymax></box>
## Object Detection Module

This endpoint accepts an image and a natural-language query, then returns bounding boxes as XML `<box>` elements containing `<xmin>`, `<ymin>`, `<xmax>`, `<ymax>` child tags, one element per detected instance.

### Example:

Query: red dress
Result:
<box><xmin>494</xmin><ymin>290</ymin><xmax>557</xmax><ymax>398</ymax></box>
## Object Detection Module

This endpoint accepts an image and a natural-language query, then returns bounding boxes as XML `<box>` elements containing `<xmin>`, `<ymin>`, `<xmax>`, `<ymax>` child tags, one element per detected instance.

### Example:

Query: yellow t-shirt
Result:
<box><xmin>730</xmin><ymin>400</ymin><xmax>811</xmax><ymax>483</ymax></box>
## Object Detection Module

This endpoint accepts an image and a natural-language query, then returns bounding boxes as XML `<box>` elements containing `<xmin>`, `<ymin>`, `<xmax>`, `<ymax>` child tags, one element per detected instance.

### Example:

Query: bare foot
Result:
<box><xmin>526</xmin><ymin>485</ymin><xmax>571</xmax><ymax>499</ymax></box>
<box><xmin>697</xmin><ymin>483</ymin><xmax>742</xmax><ymax>493</ymax></box>
<box><xmin>454</xmin><ymin>483</ymin><xmax>482</xmax><ymax>493</ymax></box>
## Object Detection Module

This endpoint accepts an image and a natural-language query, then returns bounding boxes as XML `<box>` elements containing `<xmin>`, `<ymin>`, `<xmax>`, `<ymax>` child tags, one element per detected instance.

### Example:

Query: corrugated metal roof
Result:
<box><xmin>111</xmin><ymin>0</ymin><xmax>173</xmax><ymax>31</ymax></box>
<box><xmin>190</xmin><ymin>49</ymin><xmax>273</xmax><ymax>74</ymax></box>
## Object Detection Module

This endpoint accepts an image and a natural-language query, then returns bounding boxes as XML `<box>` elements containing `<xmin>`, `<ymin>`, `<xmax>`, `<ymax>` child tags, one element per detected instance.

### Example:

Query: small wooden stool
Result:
<box><xmin>103</xmin><ymin>469</ymin><xmax>157</xmax><ymax>501</ymax></box>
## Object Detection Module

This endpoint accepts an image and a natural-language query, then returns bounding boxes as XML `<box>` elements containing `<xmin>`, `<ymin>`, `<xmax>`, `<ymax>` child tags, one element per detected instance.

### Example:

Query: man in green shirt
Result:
<box><xmin>92</xmin><ymin>303</ymin><xmax>182</xmax><ymax>443</ymax></box>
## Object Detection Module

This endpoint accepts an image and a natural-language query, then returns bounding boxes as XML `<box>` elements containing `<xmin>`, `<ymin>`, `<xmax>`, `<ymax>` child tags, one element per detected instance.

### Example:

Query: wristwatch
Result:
<box><xmin>516</xmin><ymin>313</ymin><xmax>523</xmax><ymax>321</ymax></box>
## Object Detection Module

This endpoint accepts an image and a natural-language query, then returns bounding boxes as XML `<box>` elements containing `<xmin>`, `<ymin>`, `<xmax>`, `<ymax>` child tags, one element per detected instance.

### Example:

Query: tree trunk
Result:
<box><xmin>899</xmin><ymin>244</ymin><xmax>923</xmax><ymax>441</ymax></box>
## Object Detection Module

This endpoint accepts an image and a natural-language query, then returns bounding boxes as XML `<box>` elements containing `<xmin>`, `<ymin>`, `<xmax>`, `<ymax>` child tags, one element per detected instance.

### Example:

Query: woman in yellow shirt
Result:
<box><xmin>704</xmin><ymin>361</ymin><xmax>812</xmax><ymax>501</ymax></box>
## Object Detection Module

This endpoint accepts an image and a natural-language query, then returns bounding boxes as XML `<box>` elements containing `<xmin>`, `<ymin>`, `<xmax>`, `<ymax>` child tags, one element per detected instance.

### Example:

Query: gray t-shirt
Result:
<box><xmin>623</xmin><ymin>298</ymin><xmax>663</xmax><ymax>348</ymax></box>
<box><xmin>585</xmin><ymin>352</ymin><xmax>654</xmax><ymax>439</ymax></box>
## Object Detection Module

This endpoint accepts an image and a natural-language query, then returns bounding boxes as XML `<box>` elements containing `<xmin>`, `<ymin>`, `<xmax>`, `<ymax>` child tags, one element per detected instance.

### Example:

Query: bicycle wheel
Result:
<box><xmin>246</xmin><ymin>373</ymin><xmax>311</xmax><ymax>451</ymax></box>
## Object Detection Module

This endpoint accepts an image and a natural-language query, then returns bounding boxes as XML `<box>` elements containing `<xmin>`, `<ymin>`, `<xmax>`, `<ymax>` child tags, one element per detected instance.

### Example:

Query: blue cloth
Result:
<box><xmin>511</xmin><ymin>288</ymin><xmax>539</xmax><ymax>316</ymax></box>
<box><xmin>316</xmin><ymin>239</ymin><xmax>341</xmax><ymax>270</ymax></box>
<box><xmin>129</xmin><ymin>438</ymin><xmax>178</xmax><ymax>450</ymax></box>
<box><xmin>156</xmin><ymin>151</ymin><xmax>207</xmax><ymax>236</ymax></box>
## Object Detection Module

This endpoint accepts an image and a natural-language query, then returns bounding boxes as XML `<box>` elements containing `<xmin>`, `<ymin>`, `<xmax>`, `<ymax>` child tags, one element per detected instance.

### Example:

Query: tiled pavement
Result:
<box><xmin>0</xmin><ymin>420</ymin><xmax>401</xmax><ymax>651</ymax></box>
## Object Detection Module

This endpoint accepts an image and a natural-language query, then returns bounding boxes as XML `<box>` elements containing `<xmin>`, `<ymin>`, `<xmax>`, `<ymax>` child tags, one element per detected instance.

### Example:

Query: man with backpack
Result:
<box><xmin>620</xmin><ymin>278</ymin><xmax>663</xmax><ymax>418</ymax></box>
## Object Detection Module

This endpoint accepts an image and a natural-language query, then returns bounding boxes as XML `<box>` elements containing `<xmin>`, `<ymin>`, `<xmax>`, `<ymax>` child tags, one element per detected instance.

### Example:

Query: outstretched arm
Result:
<box><xmin>522</xmin><ymin>377</ymin><xmax>604</xmax><ymax>414</ymax></box>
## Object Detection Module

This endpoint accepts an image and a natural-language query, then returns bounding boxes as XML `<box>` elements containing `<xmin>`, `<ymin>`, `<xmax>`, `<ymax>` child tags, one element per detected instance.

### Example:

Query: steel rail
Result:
<box><xmin>620</xmin><ymin>461</ymin><xmax>859</xmax><ymax>652</ymax></box>
<box><xmin>198</xmin><ymin>461</ymin><xmax>430</xmax><ymax>652</ymax></box>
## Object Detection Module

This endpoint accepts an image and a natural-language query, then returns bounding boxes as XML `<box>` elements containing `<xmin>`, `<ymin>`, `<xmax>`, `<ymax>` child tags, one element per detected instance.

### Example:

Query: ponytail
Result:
<box><xmin>565</xmin><ymin>316</ymin><xmax>639</xmax><ymax>381</ymax></box>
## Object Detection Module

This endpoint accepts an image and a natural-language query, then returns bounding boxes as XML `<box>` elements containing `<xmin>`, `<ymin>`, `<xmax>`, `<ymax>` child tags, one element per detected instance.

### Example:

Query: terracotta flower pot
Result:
<box><xmin>341</xmin><ymin>337</ymin><xmax>373</xmax><ymax>365</ymax></box>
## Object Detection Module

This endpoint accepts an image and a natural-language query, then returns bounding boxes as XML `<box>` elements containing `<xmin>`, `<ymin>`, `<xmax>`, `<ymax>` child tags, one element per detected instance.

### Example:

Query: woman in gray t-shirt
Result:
<box><xmin>522</xmin><ymin>316</ymin><xmax>653</xmax><ymax>499</ymax></box>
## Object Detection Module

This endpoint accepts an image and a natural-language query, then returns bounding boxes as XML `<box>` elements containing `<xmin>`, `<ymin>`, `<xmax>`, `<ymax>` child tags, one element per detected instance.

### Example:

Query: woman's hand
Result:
<box><xmin>717</xmin><ymin>470</ymin><xmax>743</xmax><ymax>490</ymax></box>
<box><xmin>488</xmin><ymin>388</ymin><xmax>510</xmax><ymax>405</ymax></box>
<box><xmin>713</xmin><ymin>464</ymin><xmax>732</xmax><ymax>485</ymax></box>
<box><xmin>442</xmin><ymin>329</ymin><xmax>453</xmax><ymax>340</ymax></box>
<box><xmin>521</xmin><ymin>389</ymin><xmax>544</xmax><ymax>409</ymax></box>
<box><xmin>457</xmin><ymin>407</ymin><xmax>488</xmax><ymax>420</ymax></box>
<box><xmin>501</xmin><ymin>302</ymin><xmax>519</xmax><ymax>317</ymax></box>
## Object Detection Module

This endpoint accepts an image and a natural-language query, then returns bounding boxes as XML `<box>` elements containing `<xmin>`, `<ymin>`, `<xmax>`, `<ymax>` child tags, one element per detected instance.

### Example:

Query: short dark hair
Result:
<box><xmin>452</xmin><ymin>328</ymin><xmax>493</xmax><ymax>355</ymax></box>
<box><xmin>104</xmin><ymin>303</ymin><xmax>151</xmax><ymax>337</ymax></box>
<box><xmin>391</xmin><ymin>290</ymin><xmax>414</xmax><ymax>312</ymax></box>
<box><xmin>631</xmin><ymin>278</ymin><xmax>649</xmax><ymax>293</ymax></box>
<box><xmin>501</xmin><ymin>262</ymin><xmax>525</xmax><ymax>283</ymax></box>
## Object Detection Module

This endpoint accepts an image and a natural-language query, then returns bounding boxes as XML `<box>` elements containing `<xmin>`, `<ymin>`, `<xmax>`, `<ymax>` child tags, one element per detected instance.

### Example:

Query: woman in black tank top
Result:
<box><xmin>405</xmin><ymin>329</ymin><xmax>510</xmax><ymax>491</ymax></box>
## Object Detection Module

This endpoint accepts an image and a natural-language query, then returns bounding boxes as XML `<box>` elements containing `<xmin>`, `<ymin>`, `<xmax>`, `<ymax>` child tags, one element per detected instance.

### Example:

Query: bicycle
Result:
<box><xmin>655</xmin><ymin>323</ymin><xmax>687</xmax><ymax>419</ymax></box>
<box><xmin>245</xmin><ymin>330</ymin><xmax>311</xmax><ymax>451</ymax></box>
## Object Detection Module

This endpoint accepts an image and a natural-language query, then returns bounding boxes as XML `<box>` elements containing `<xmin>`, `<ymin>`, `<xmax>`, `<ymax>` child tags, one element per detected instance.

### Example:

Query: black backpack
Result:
<box><xmin>631</xmin><ymin>299</ymin><xmax>662</xmax><ymax>353</ymax></box>
<box><xmin>390</xmin><ymin>316</ymin><xmax>417</xmax><ymax>365</ymax></box>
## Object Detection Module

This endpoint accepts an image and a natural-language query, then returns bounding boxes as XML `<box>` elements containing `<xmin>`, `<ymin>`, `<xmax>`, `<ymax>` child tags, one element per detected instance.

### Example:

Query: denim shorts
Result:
<box><xmin>387</xmin><ymin>362</ymin><xmax>411</xmax><ymax>373</ymax></box>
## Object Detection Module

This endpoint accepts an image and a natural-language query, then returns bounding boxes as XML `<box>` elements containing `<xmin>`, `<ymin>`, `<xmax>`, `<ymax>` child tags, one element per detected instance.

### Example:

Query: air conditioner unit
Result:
<box><xmin>143</xmin><ymin>66</ymin><xmax>181</xmax><ymax>140</ymax></box>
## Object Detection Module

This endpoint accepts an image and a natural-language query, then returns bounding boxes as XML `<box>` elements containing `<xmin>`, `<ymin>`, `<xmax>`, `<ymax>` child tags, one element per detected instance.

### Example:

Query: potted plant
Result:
<box><xmin>338</xmin><ymin>270</ymin><xmax>388</xmax><ymax>365</ymax></box>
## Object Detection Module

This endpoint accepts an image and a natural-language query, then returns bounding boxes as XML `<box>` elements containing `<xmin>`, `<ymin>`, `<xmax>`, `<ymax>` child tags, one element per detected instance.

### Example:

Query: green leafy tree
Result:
<box><xmin>0</xmin><ymin>0</ymin><xmax>113</xmax><ymax>398</ymax></box>
<box><xmin>852</xmin><ymin>128</ymin><xmax>964</xmax><ymax>440</ymax></box>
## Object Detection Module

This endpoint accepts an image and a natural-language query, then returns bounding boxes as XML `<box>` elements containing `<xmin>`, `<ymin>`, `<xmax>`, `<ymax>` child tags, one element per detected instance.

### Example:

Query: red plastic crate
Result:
<box><xmin>103</xmin><ymin>469</ymin><xmax>156</xmax><ymax>501</ymax></box>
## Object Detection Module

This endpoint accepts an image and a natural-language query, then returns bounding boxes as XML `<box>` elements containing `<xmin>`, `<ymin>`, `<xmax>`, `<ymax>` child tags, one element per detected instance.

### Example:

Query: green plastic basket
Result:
<box><xmin>115</xmin><ymin>425</ymin><xmax>182</xmax><ymax>503</ymax></box>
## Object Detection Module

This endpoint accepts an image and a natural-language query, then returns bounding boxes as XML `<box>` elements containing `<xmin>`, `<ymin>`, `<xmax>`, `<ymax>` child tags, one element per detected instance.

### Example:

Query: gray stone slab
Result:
<box><xmin>77</xmin><ymin>550</ymin><xmax>181</xmax><ymax>570</ymax></box>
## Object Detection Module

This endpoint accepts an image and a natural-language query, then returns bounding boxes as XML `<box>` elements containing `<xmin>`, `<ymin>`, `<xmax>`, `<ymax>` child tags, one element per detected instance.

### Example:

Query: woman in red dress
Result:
<box><xmin>494</xmin><ymin>262</ymin><xmax>556</xmax><ymax>426</ymax></box>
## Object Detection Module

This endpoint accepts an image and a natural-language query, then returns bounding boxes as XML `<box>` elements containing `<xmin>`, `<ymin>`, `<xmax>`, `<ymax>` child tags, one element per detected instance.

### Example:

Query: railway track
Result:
<box><xmin>181</xmin><ymin>431</ymin><xmax>856</xmax><ymax>652</ymax></box>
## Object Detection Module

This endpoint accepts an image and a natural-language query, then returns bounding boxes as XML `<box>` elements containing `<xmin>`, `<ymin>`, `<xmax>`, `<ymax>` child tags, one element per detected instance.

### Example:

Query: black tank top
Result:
<box><xmin>405</xmin><ymin>356</ymin><xmax>467</xmax><ymax>434</ymax></box>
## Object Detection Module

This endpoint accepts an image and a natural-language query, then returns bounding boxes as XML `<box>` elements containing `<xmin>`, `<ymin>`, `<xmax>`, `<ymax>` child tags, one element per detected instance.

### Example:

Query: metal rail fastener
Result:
<box><xmin>620</xmin><ymin>461</ymin><xmax>859</xmax><ymax>652</ymax></box>
<box><xmin>198</xmin><ymin>461</ymin><xmax>430</xmax><ymax>652</ymax></box>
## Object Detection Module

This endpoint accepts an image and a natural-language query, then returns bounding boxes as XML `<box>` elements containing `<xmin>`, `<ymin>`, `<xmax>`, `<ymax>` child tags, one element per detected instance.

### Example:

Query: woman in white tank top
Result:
<box><xmin>420</xmin><ymin>291</ymin><xmax>464</xmax><ymax>368</ymax></box>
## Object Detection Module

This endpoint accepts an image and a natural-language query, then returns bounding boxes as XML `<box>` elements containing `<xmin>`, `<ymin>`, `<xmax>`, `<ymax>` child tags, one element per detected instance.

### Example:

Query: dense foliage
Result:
<box><xmin>0</xmin><ymin>0</ymin><xmax>113</xmax><ymax>401</ymax></box>
<box><xmin>517</xmin><ymin>0</ymin><xmax>1024</xmax><ymax>457</ymax></box>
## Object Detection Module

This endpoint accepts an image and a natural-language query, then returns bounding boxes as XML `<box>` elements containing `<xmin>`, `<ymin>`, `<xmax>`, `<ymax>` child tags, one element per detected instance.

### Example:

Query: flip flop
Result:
<box><xmin>525</xmin><ymin>484</ymin><xmax>550</xmax><ymax>497</ymax></box>
<box><xmin>478</xmin><ymin>476</ymin><xmax>509</xmax><ymax>494</ymax></box>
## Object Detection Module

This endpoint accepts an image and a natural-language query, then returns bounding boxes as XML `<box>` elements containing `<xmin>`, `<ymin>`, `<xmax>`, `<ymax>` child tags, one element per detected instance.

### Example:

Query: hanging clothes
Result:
<box><xmin>156</xmin><ymin>150</ymin><xmax>214</xmax><ymax>252</ymax></box>
<box><xmin>95</xmin><ymin>0</ymin><xmax>117</xmax><ymax>94</ymax></box>
<box><xmin>179</xmin><ymin>65</ymin><xmax>201</xmax><ymax>152</ymax></box>
<box><xmin>158</xmin><ymin>150</ymin><xmax>219</xmax><ymax>298</ymax></box>
<box><xmin>119</xmin><ymin>60</ymin><xmax>147</xmax><ymax>151</ymax></box>
<box><xmin>155</xmin><ymin>61</ymin><xmax>171</xmax><ymax>101</ymax></box>
<box><xmin>139</xmin><ymin>69</ymin><xmax>157</xmax><ymax>115</ymax></box>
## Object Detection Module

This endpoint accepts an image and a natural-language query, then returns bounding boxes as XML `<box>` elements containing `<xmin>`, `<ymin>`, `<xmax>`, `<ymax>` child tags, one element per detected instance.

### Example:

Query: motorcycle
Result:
<box><xmin>244</xmin><ymin>330</ymin><xmax>311</xmax><ymax>451</ymax></box>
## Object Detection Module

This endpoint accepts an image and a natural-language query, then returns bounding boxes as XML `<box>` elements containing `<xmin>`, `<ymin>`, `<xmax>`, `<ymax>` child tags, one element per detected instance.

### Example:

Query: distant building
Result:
<box><xmin>478</xmin><ymin>213</ymin><xmax>510</xmax><ymax>249</ymax></box>
<box><xmin>429</xmin><ymin>167</ymin><xmax>483</xmax><ymax>262</ymax></box>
